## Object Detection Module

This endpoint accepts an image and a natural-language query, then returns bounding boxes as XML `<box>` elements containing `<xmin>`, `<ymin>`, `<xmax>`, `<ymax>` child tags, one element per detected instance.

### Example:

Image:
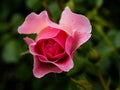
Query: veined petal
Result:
<box><xmin>18</xmin><ymin>11</ymin><xmax>62</xmax><ymax>34</ymax></box>
<box><xmin>59</xmin><ymin>7</ymin><xmax>92</xmax><ymax>35</ymax></box>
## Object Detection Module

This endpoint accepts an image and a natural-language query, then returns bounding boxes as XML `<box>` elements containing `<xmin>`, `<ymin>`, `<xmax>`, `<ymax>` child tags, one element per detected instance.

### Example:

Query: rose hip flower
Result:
<box><xmin>18</xmin><ymin>7</ymin><xmax>92</xmax><ymax>78</ymax></box>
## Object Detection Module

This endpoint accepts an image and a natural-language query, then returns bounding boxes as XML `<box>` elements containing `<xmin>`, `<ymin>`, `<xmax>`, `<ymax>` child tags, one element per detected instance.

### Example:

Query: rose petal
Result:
<box><xmin>18</xmin><ymin>11</ymin><xmax>62</xmax><ymax>34</ymax></box>
<box><xmin>46</xmin><ymin>52</ymin><xmax>66</xmax><ymax>62</ymax></box>
<box><xmin>53</xmin><ymin>30</ymin><xmax>68</xmax><ymax>48</ymax></box>
<box><xmin>33</xmin><ymin>56</ymin><xmax>62</xmax><ymax>78</ymax></box>
<box><xmin>35</xmin><ymin>27</ymin><xmax>68</xmax><ymax>49</ymax></box>
<box><xmin>29</xmin><ymin>43</ymin><xmax>49</xmax><ymax>63</ymax></box>
<box><xmin>38</xmin><ymin>55</ymin><xmax>49</xmax><ymax>63</ymax></box>
<box><xmin>53</xmin><ymin>56</ymin><xmax>73</xmax><ymax>71</ymax></box>
<box><xmin>35</xmin><ymin>39</ymin><xmax>46</xmax><ymax>55</ymax></box>
<box><xmin>59</xmin><ymin>7</ymin><xmax>92</xmax><ymax>35</ymax></box>
<box><xmin>71</xmin><ymin>32</ymin><xmax>91</xmax><ymax>55</ymax></box>
<box><xmin>24</xmin><ymin>37</ymin><xmax>34</xmax><ymax>45</ymax></box>
<box><xmin>65</xmin><ymin>36</ymin><xmax>74</xmax><ymax>56</ymax></box>
<box><xmin>35</xmin><ymin>27</ymin><xmax>60</xmax><ymax>41</ymax></box>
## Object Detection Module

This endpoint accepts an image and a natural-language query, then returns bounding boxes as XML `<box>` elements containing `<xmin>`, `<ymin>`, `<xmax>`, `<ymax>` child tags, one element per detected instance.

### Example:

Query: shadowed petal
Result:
<box><xmin>53</xmin><ymin>56</ymin><xmax>73</xmax><ymax>72</ymax></box>
<box><xmin>71</xmin><ymin>32</ymin><xmax>91</xmax><ymax>54</ymax></box>
<box><xmin>65</xmin><ymin>36</ymin><xmax>74</xmax><ymax>56</ymax></box>
<box><xmin>53</xmin><ymin>30</ymin><xmax>68</xmax><ymax>48</ymax></box>
<box><xmin>33</xmin><ymin>56</ymin><xmax>62</xmax><ymax>78</ymax></box>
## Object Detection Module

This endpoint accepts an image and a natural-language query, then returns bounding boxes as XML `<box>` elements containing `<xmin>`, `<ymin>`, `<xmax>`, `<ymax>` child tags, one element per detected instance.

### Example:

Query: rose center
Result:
<box><xmin>44</xmin><ymin>39</ymin><xmax>61</xmax><ymax>56</ymax></box>
<box><xmin>46</xmin><ymin>45</ymin><xmax>52</xmax><ymax>51</ymax></box>
<box><xmin>36</xmin><ymin>39</ymin><xmax>64</xmax><ymax>56</ymax></box>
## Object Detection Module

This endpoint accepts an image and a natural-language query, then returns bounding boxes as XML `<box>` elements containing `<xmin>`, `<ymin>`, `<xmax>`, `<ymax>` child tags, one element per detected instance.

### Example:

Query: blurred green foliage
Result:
<box><xmin>0</xmin><ymin>0</ymin><xmax>120</xmax><ymax>90</ymax></box>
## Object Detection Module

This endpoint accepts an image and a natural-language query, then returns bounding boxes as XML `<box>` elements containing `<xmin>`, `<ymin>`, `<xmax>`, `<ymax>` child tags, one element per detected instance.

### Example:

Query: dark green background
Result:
<box><xmin>0</xmin><ymin>0</ymin><xmax>120</xmax><ymax>90</ymax></box>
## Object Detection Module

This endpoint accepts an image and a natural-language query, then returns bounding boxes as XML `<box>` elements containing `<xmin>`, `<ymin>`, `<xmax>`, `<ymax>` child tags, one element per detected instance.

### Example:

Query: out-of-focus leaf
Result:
<box><xmin>49</xmin><ymin>2</ymin><xmax>61</xmax><ymax>22</ymax></box>
<box><xmin>67</xmin><ymin>55</ymin><xmax>86</xmax><ymax>76</ymax></box>
<box><xmin>100</xmin><ymin>58</ymin><xmax>111</xmax><ymax>75</ymax></box>
<box><xmin>0</xmin><ymin>6</ymin><xmax>10</xmax><ymax>21</ymax></box>
<box><xmin>114</xmin><ymin>31</ymin><xmax>120</xmax><ymax>48</ymax></box>
<box><xmin>10</xmin><ymin>14</ymin><xmax>24</xmax><ymax>33</ymax></box>
<box><xmin>0</xmin><ymin>23</ymin><xmax>10</xmax><ymax>32</ymax></box>
<box><xmin>116</xmin><ymin>87</ymin><xmax>120</xmax><ymax>90</ymax></box>
<box><xmin>85</xmin><ymin>60</ymin><xmax>96</xmax><ymax>75</ymax></box>
<box><xmin>15</xmin><ymin>63</ymin><xmax>32</xmax><ymax>81</ymax></box>
<box><xmin>2</xmin><ymin>40</ymin><xmax>21</xmax><ymax>63</ymax></box>
<box><xmin>107</xmin><ymin>29</ymin><xmax>120</xmax><ymax>48</ymax></box>
<box><xmin>26</xmin><ymin>0</ymin><xmax>42</xmax><ymax>11</ymax></box>
<box><xmin>70</xmin><ymin>77</ymin><xmax>93</xmax><ymax>90</ymax></box>
<box><xmin>0</xmin><ymin>34</ymin><xmax>10</xmax><ymax>46</ymax></box>
<box><xmin>96</xmin><ymin>42</ymin><xmax>112</xmax><ymax>59</ymax></box>
<box><xmin>108</xmin><ymin>54</ymin><xmax>120</xmax><ymax>90</ymax></box>
<box><xmin>66</xmin><ymin>0</ymin><xmax>74</xmax><ymax>11</ymax></box>
<box><xmin>87</xmin><ymin>48</ymin><xmax>101</xmax><ymax>63</ymax></box>
<box><xmin>95</xmin><ymin>0</ymin><xmax>103</xmax><ymax>7</ymax></box>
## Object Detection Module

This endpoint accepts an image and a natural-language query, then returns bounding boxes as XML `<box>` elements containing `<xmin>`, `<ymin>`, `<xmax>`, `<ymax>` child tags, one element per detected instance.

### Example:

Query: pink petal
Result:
<box><xmin>72</xmin><ymin>32</ymin><xmax>91</xmax><ymax>54</ymax></box>
<box><xmin>53</xmin><ymin>56</ymin><xmax>73</xmax><ymax>71</ymax></box>
<box><xmin>33</xmin><ymin>56</ymin><xmax>62</xmax><ymax>78</ymax></box>
<box><xmin>46</xmin><ymin>52</ymin><xmax>66</xmax><ymax>62</ymax></box>
<box><xmin>38</xmin><ymin>55</ymin><xmax>50</xmax><ymax>63</ymax></box>
<box><xmin>34</xmin><ymin>39</ymin><xmax>46</xmax><ymax>55</ymax></box>
<box><xmin>29</xmin><ymin>43</ymin><xmax>38</xmax><ymax>55</ymax></box>
<box><xmin>35</xmin><ymin>27</ymin><xmax>60</xmax><ymax>41</ymax></box>
<box><xmin>59</xmin><ymin>7</ymin><xmax>92</xmax><ymax>35</ymax></box>
<box><xmin>24</xmin><ymin>37</ymin><xmax>34</xmax><ymax>45</ymax></box>
<box><xmin>53</xmin><ymin>30</ymin><xmax>68</xmax><ymax>48</ymax></box>
<box><xmin>29</xmin><ymin>42</ymin><xmax>49</xmax><ymax>63</ymax></box>
<box><xmin>65</xmin><ymin>36</ymin><xmax>74</xmax><ymax>56</ymax></box>
<box><xmin>18</xmin><ymin>11</ymin><xmax>62</xmax><ymax>34</ymax></box>
<box><xmin>36</xmin><ymin>27</ymin><xmax>68</xmax><ymax>49</ymax></box>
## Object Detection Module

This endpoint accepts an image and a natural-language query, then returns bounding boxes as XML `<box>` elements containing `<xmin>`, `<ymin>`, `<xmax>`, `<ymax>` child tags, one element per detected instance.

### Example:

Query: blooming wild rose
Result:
<box><xmin>18</xmin><ymin>7</ymin><xmax>92</xmax><ymax>78</ymax></box>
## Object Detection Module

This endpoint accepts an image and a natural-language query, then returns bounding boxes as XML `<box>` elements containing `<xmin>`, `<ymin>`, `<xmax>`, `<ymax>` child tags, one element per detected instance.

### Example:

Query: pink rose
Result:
<box><xmin>18</xmin><ymin>7</ymin><xmax>92</xmax><ymax>78</ymax></box>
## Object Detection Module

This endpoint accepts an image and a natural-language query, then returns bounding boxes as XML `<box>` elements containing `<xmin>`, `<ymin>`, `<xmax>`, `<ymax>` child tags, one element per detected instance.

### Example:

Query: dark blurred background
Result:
<box><xmin>0</xmin><ymin>0</ymin><xmax>120</xmax><ymax>90</ymax></box>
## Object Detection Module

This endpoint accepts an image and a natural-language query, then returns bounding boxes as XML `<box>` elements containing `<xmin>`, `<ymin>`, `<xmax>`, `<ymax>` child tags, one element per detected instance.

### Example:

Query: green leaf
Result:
<box><xmin>114</xmin><ymin>31</ymin><xmax>120</xmax><ymax>48</ymax></box>
<box><xmin>2</xmin><ymin>40</ymin><xmax>21</xmax><ymax>63</ymax></box>
<box><xmin>10</xmin><ymin>13</ymin><xmax>24</xmax><ymax>33</ymax></box>
<box><xmin>116</xmin><ymin>87</ymin><xmax>120</xmax><ymax>90</ymax></box>
<box><xmin>100</xmin><ymin>58</ymin><xmax>111</xmax><ymax>75</ymax></box>
<box><xmin>0</xmin><ymin>22</ymin><xmax>10</xmax><ymax>32</ymax></box>
<box><xmin>49</xmin><ymin>2</ymin><xmax>61</xmax><ymax>22</ymax></box>
<box><xmin>26</xmin><ymin>0</ymin><xmax>42</xmax><ymax>11</ymax></box>
<box><xmin>96</xmin><ymin>42</ymin><xmax>112</xmax><ymax>59</ymax></box>
<box><xmin>67</xmin><ymin>55</ymin><xmax>86</xmax><ymax>76</ymax></box>
<box><xmin>85</xmin><ymin>60</ymin><xmax>97</xmax><ymax>75</ymax></box>
<box><xmin>95</xmin><ymin>0</ymin><xmax>103</xmax><ymax>7</ymax></box>
<box><xmin>15</xmin><ymin>63</ymin><xmax>32</xmax><ymax>81</ymax></box>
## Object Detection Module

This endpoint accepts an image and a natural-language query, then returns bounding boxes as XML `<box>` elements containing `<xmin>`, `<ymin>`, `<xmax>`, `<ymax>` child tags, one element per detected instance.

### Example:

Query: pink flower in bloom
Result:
<box><xmin>18</xmin><ymin>7</ymin><xmax>92</xmax><ymax>78</ymax></box>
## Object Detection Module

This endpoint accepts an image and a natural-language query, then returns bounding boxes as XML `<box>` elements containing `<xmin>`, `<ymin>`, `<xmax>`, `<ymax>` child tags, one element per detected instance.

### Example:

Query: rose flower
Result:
<box><xmin>18</xmin><ymin>7</ymin><xmax>92</xmax><ymax>78</ymax></box>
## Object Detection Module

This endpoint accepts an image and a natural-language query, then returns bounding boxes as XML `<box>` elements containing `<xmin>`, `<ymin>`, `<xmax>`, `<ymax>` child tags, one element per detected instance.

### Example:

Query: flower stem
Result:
<box><xmin>96</xmin><ymin>65</ymin><xmax>109</xmax><ymax>90</ymax></box>
<box><xmin>55</xmin><ymin>0</ymin><xmax>63</xmax><ymax>11</ymax></box>
<box><xmin>70</xmin><ymin>78</ymin><xmax>93</xmax><ymax>90</ymax></box>
<box><xmin>20</xmin><ymin>50</ymin><xmax>29</xmax><ymax>56</ymax></box>
<box><xmin>42</xmin><ymin>1</ymin><xmax>52</xmax><ymax>19</ymax></box>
